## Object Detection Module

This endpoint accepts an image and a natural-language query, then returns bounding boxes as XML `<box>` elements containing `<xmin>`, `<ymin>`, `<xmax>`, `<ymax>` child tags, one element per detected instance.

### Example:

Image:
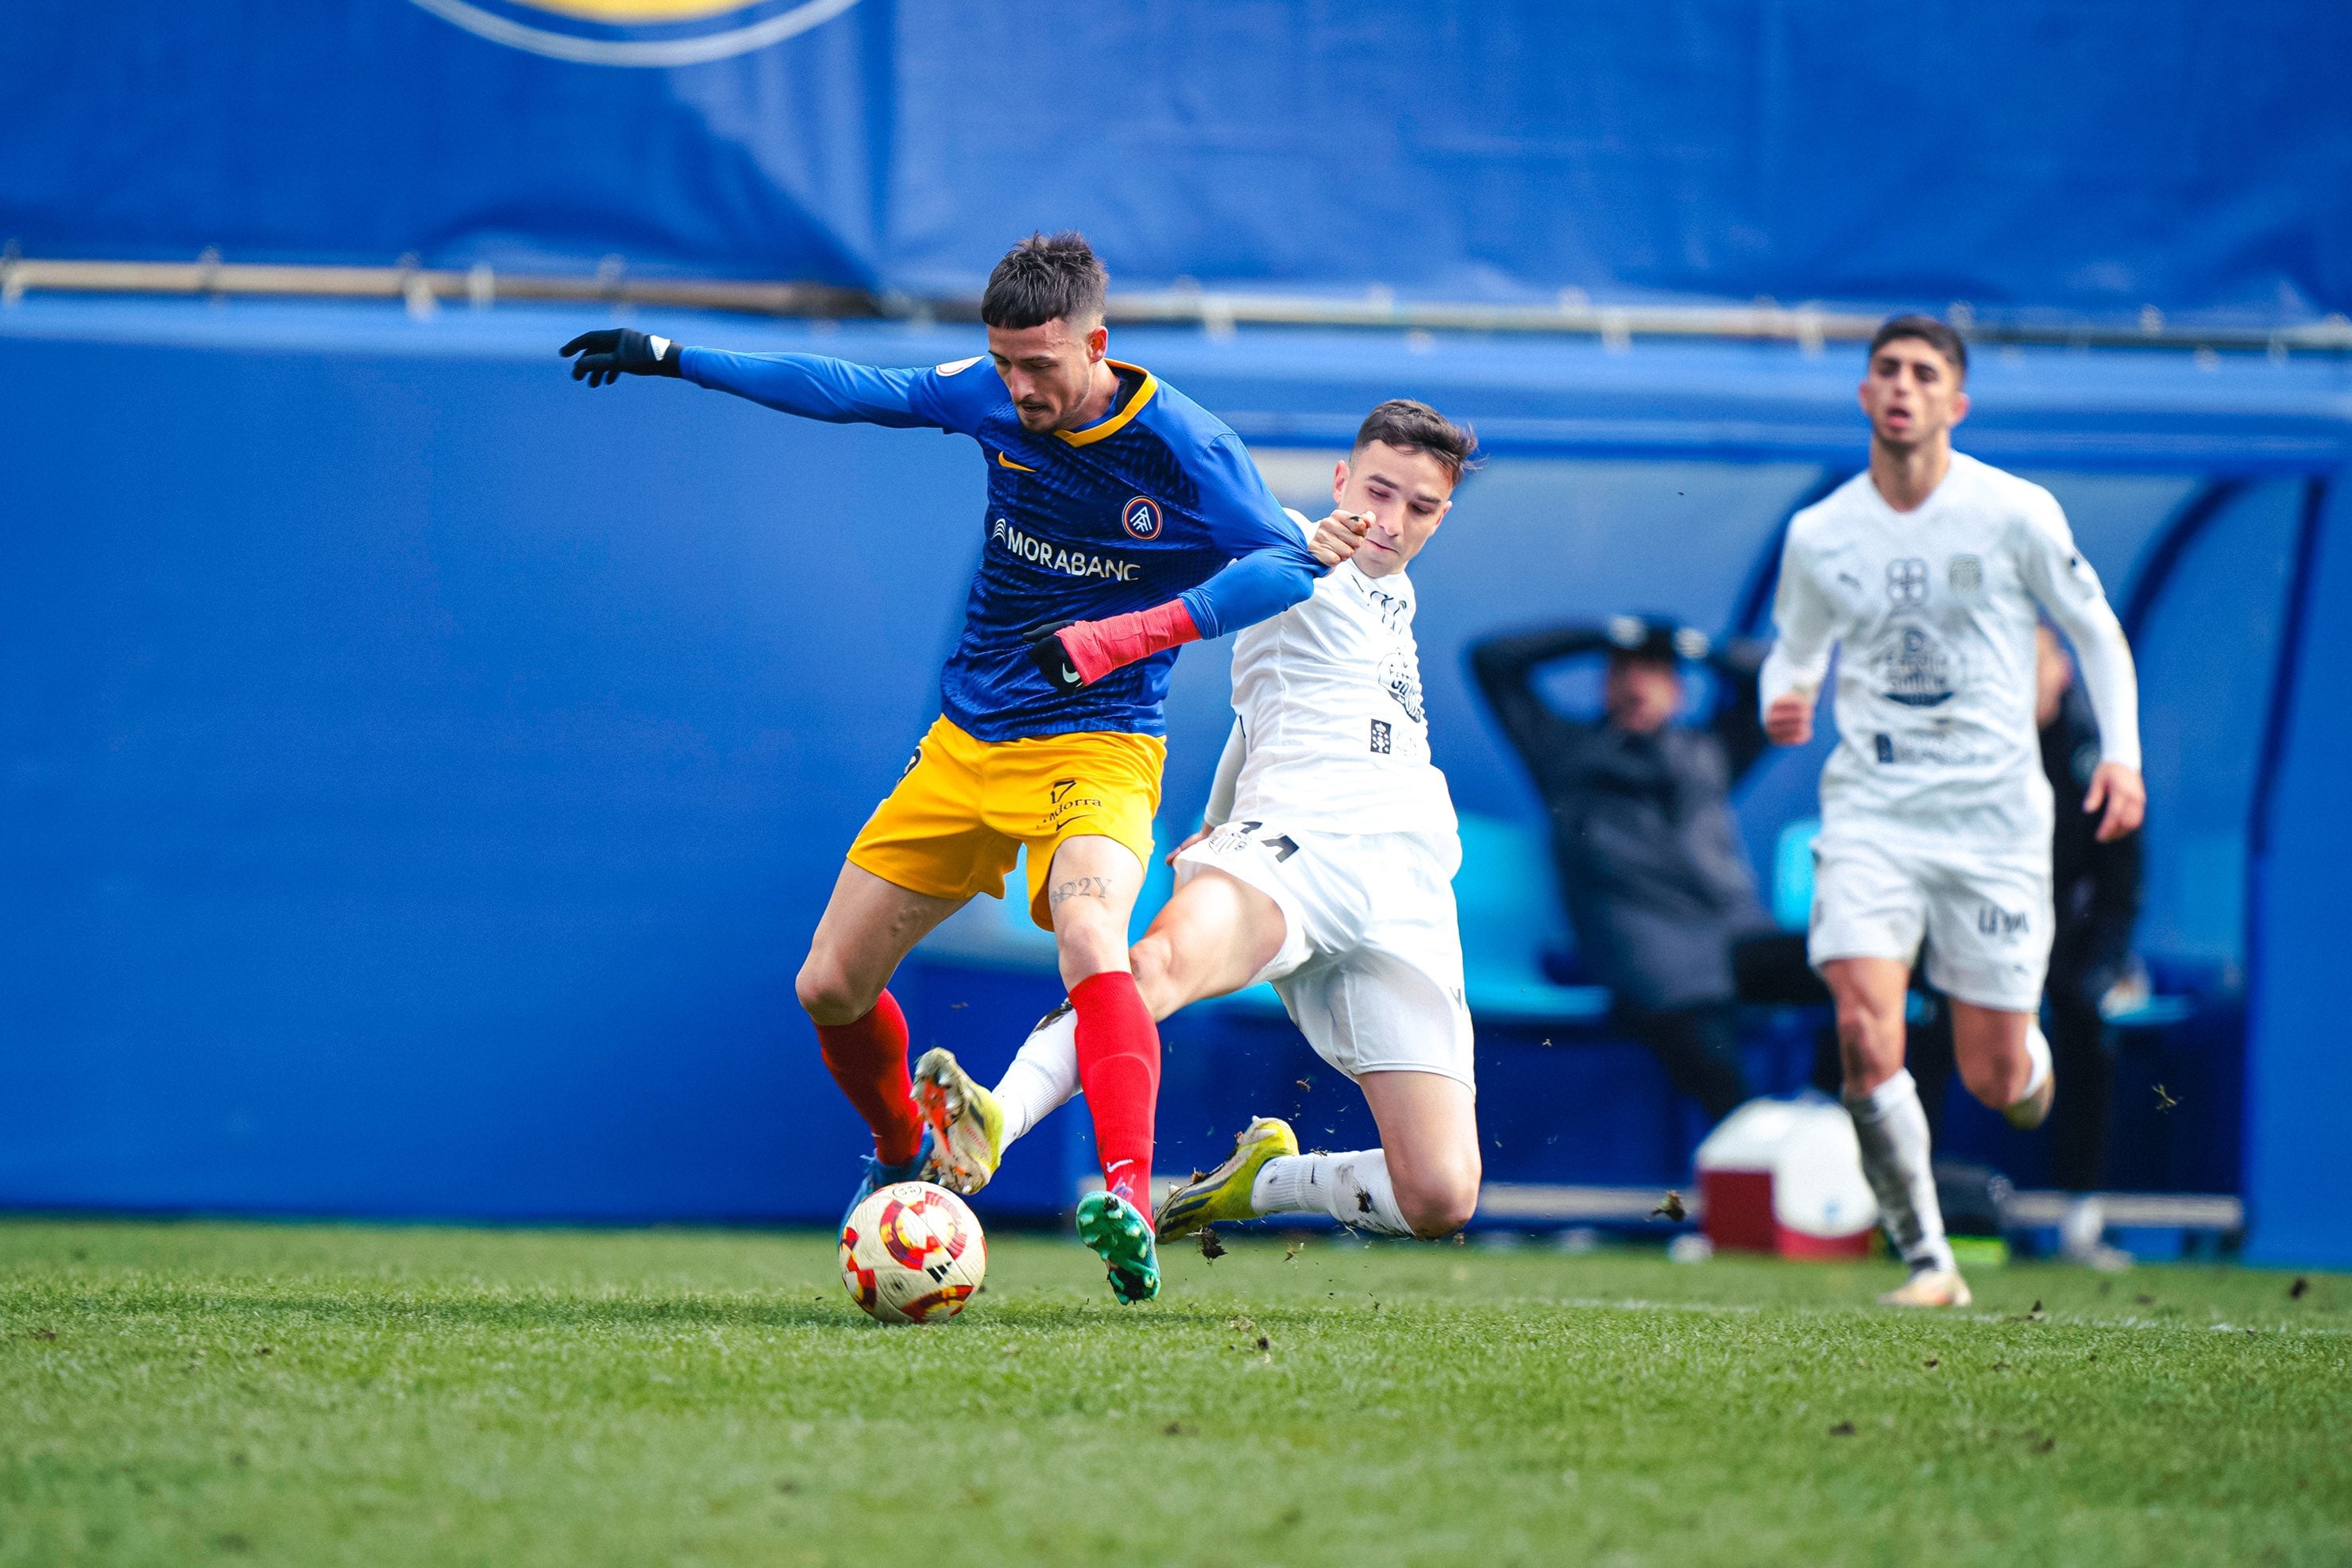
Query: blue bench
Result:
<box><xmin>1451</xmin><ymin>813</ymin><xmax>1613</xmax><ymax>1025</ymax></box>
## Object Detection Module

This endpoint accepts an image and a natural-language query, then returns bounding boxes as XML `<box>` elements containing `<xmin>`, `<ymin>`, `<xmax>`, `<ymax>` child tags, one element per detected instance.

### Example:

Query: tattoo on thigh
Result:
<box><xmin>1049</xmin><ymin>875</ymin><xmax>1111</xmax><ymax>909</ymax></box>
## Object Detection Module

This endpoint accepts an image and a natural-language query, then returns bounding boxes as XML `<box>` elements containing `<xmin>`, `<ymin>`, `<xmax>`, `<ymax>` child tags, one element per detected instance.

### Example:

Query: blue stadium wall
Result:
<box><xmin>5</xmin><ymin>2</ymin><xmax>2350</xmax><ymax>324</ymax></box>
<box><xmin>2</xmin><ymin>298</ymin><xmax>2347</xmax><ymax>1264</ymax></box>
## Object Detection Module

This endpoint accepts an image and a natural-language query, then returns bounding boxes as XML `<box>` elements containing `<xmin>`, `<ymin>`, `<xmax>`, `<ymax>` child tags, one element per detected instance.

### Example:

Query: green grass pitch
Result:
<box><xmin>2</xmin><ymin>1218</ymin><xmax>2346</xmax><ymax>1566</ymax></box>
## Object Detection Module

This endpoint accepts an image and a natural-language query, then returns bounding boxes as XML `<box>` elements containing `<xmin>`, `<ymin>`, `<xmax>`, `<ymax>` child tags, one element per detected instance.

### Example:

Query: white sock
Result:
<box><xmin>1250</xmin><ymin>1149</ymin><xmax>1415</xmax><ymax>1237</ymax></box>
<box><xmin>992</xmin><ymin>1001</ymin><xmax>1080</xmax><ymax>1146</ymax></box>
<box><xmin>2013</xmin><ymin>1022</ymin><xmax>2053</xmax><ymax>1109</ymax></box>
<box><xmin>1844</xmin><ymin>1069</ymin><xmax>1953</xmax><ymax>1275</ymax></box>
<box><xmin>2060</xmin><ymin>1194</ymin><xmax>2106</xmax><ymax>1257</ymax></box>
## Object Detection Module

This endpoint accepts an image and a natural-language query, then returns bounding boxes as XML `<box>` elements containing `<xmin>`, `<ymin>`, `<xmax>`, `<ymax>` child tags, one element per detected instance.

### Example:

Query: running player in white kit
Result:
<box><xmin>914</xmin><ymin>400</ymin><xmax>1483</xmax><ymax>1244</ymax></box>
<box><xmin>1762</xmin><ymin>316</ymin><xmax>2147</xmax><ymax>1307</ymax></box>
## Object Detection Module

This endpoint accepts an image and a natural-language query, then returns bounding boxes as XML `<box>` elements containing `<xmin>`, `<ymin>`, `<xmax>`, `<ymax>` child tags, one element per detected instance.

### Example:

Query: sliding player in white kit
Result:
<box><xmin>1763</xmin><ymin>316</ymin><xmax>2147</xmax><ymax>1307</ymax></box>
<box><xmin>913</xmin><ymin>400</ymin><xmax>1484</xmax><ymax>1242</ymax></box>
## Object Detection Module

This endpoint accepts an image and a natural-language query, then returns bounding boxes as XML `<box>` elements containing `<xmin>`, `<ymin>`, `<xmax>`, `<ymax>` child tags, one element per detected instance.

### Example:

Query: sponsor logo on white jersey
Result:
<box><xmin>1976</xmin><ymin>902</ymin><xmax>2031</xmax><ymax>938</ymax></box>
<box><xmin>1873</xmin><ymin>623</ymin><xmax>1962</xmax><ymax>708</ymax></box>
<box><xmin>1378</xmin><ymin>650</ymin><xmax>1426</xmax><ymax>724</ymax></box>
<box><xmin>1887</xmin><ymin>557</ymin><xmax>1931</xmax><ymax>607</ymax></box>
<box><xmin>1363</xmin><ymin>582</ymin><xmax>1412</xmax><ymax>632</ymax></box>
<box><xmin>1871</xmin><ymin>730</ymin><xmax>1983</xmax><ymax>767</ymax></box>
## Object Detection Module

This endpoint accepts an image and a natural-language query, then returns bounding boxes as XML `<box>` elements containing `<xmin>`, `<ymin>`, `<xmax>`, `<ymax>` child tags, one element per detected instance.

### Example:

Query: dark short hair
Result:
<box><xmin>1351</xmin><ymin>399</ymin><xmax>1479</xmax><ymax>485</ymax></box>
<box><xmin>1868</xmin><ymin>314</ymin><xmax>1968</xmax><ymax>379</ymax></box>
<box><xmin>980</xmin><ymin>232</ymin><xmax>1108</xmax><ymax>330</ymax></box>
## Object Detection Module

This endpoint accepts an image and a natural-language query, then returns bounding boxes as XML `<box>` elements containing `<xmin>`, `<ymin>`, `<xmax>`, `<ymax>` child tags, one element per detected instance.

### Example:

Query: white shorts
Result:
<box><xmin>1174</xmin><ymin>822</ymin><xmax>1475</xmax><ymax>1090</ymax></box>
<box><xmin>1808</xmin><ymin>830</ymin><xmax>2053</xmax><ymax>1013</ymax></box>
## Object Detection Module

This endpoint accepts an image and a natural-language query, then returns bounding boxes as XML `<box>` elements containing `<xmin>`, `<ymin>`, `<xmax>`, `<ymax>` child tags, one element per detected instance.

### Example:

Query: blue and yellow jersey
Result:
<box><xmin>678</xmin><ymin>346</ymin><xmax>1321</xmax><ymax>742</ymax></box>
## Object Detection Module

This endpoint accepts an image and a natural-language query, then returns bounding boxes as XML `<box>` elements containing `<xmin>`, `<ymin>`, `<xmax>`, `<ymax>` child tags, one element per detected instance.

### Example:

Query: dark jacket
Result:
<box><xmin>1470</xmin><ymin>627</ymin><xmax>1774</xmax><ymax>1010</ymax></box>
<box><xmin>2041</xmin><ymin>682</ymin><xmax>2144</xmax><ymax>1000</ymax></box>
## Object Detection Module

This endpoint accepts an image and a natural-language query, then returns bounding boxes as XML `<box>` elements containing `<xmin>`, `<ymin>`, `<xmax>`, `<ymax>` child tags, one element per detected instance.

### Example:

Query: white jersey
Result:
<box><xmin>1761</xmin><ymin>452</ymin><xmax>2140</xmax><ymax>849</ymax></box>
<box><xmin>1222</xmin><ymin>524</ymin><xmax>1458</xmax><ymax>838</ymax></box>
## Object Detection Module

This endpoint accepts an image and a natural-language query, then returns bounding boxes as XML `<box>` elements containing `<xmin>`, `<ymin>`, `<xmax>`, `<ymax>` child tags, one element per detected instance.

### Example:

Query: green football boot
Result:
<box><xmin>1153</xmin><ymin>1115</ymin><xmax>1299</xmax><ymax>1240</ymax></box>
<box><xmin>913</xmin><ymin>1047</ymin><xmax>1006</xmax><ymax>1195</ymax></box>
<box><xmin>1075</xmin><ymin>1190</ymin><xmax>1161</xmax><ymax>1304</ymax></box>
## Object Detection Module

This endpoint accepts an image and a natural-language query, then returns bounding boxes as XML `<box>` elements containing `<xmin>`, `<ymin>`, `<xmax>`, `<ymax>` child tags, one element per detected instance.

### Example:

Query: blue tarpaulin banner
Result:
<box><xmin>4</xmin><ymin>2</ymin><xmax>2348</xmax><ymax>322</ymax></box>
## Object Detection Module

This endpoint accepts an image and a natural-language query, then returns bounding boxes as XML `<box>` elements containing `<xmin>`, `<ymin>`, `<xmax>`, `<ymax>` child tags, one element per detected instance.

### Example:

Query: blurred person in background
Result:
<box><xmin>1761</xmin><ymin>315</ymin><xmax>2145</xmax><ymax>1309</ymax></box>
<box><xmin>1471</xmin><ymin>616</ymin><xmax>1775</xmax><ymax>1124</ymax></box>
<box><xmin>2034</xmin><ymin>622</ymin><xmax>2147</xmax><ymax>1264</ymax></box>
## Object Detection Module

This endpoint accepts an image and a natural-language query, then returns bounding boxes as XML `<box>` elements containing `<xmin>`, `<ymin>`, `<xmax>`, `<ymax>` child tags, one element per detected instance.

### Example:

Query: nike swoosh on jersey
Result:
<box><xmin>997</xmin><ymin>451</ymin><xmax>1037</xmax><ymax>472</ymax></box>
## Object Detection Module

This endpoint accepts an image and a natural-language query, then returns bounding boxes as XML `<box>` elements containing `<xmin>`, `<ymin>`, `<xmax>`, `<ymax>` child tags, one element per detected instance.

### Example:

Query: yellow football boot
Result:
<box><xmin>1153</xmin><ymin>1116</ymin><xmax>1299</xmax><ymax>1240</ymax></box>
<box><xmin>913</xmin><ymin>1047</ymin><xmax>1006</xmax><ymax>1196</ymax></box>
<box><xmin>1879</xmin><ymin>1266</ymin><xmax>1973</xmax><ymax>1308</ymax></box>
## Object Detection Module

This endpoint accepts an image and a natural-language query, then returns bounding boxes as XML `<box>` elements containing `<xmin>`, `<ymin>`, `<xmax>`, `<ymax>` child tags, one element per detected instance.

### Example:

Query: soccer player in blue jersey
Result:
<box><xmin>560</xmin><ymin>233</ymin><xmax>1329</xmax><ymax>1303</ymax></box>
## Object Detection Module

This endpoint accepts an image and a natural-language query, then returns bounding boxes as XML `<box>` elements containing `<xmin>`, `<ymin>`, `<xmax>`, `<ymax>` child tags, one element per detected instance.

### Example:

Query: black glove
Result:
<box><xmin>1025</xmin><ymin>620</ymin><xmax>1086</xmax><ymax>693</ymax></box>
<box><xmin>559</xmin><ymin>328</ymin><xmax>683</xmax><ymax>387</ymax></box>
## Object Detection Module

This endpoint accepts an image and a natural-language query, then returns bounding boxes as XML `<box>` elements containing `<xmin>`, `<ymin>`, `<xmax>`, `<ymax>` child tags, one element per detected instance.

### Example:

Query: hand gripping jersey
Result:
<box><xmin>1222</xmin><ymin>531</ymin><xmax>1458</xmax><ymax>838</ymax></box>
<box><xmin>1761</xmin><ymin>453</ymin><xmax>2141</xmax><ymax>848</ymax></box>
<box><xmin>678</xmin><ymin>347</ymin><xmax>1321</xmax><ymax>742</ymax></box>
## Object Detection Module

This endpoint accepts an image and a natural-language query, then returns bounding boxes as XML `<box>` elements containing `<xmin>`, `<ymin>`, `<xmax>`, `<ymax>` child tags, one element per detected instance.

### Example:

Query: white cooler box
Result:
<box><xmin>1694</xmin><ymin>1098</ymin><xmax>1879</xmax><ymax>1259</ymax></box>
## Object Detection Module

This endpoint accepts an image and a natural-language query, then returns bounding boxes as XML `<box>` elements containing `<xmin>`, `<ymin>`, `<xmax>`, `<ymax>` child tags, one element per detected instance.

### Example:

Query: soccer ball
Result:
<box><xmin>839</xmin><ymin>1180</ymin><xmax>987</xmax><ymax>1324</ymax></box>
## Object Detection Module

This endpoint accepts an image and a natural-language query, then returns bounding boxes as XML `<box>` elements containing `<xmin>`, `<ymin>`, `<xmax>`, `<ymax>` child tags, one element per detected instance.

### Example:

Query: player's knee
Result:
<box><xmin>1051</xmin><ymin>897</ymin><xmax>1130</xmax><ymax>983</ymax></box>
<box><xmin>794</xmin><ymin>950</ymin><xmax>873</xmax><ymax>1027</ymax></box>
<box><xmin>1399</xmin><ymin>1179</ymin><xmax>1478</xmax><ymax>1240</ymax></box>
<box><xmin>1835</xmin><ymin>1015</ymin><xmax>1879</xmax><ymax>1066</ymax></box>
<box><xmin>1836</xmin><ymin>990</ymin><xmax>1903</xmax><ymax>1041</ymax></box>
<box><xmin>1396</xmin><ymin>1157</ymin><xmax>1481</xmax><ymax>1239</ymax></box>
<box><xmin>1126</xmin><ymin>932</ymin><xmax>1176</xmax><ymax>1014</ymax></box>
<box><xmin>1834</xmin><ymin>1002</ymin><xmax>1903</xmax><ymax>1087</ymax></box>
<box><xmin>1958</xmin><ymin>1052</ymin><xmax>2028</xmax><ymax>1109</ymax></box>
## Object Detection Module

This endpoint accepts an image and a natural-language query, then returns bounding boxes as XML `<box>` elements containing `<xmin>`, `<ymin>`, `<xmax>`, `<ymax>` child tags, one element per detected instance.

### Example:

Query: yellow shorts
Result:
<box><xmin>848</xmin><ymin>717</ymin><xmax>1165</xmax><ymax>930</ymax></box>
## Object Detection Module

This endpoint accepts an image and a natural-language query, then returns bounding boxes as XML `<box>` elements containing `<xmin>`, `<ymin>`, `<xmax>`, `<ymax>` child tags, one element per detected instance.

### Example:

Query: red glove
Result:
<box><xmin>1027</xmin><ymin>601</ymin><xmax>1203</xmax><ymax>689</ymax></box>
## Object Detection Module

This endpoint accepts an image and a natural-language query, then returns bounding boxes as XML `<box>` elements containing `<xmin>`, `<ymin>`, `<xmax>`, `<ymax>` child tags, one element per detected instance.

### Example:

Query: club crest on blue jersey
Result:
<box><xmin>1121</xmin><ymin>496</ymin><xmax>1164</xmax><ymax>541</ymax></box>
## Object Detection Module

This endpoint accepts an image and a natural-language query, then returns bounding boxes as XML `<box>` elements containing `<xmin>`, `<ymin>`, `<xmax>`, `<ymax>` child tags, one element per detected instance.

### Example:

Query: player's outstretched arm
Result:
<box><xmin>560</xmin><ymin>328</ymin><xmax>683</xmax><ymax>387</ymax></box>
<box><xmin>674</xmin><ymin>346</ymin><xmax>952</xmax><ymax>428</ymax></box>
<box><xmin>561</xmin><ymin>330</ymin><xmax>974</xmax><ymax>431</ymax></box>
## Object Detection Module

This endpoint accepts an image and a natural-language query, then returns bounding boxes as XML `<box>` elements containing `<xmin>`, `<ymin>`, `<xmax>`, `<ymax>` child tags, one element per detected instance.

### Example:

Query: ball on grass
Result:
<box><xmin>839</xmin><ymin>1180</ymin><xmax>987</xmax><ymax>1324</ymax></box>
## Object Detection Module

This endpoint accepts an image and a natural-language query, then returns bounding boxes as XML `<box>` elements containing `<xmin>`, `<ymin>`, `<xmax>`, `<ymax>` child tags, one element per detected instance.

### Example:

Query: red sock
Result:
<box><xmin>1071</xmin><ymin>971</ymin><xmax>1160</xmax><ymax>1217</ymax></box>
<box><xmin>814</xmin><ymin>990</ymin><xmax>922</xmax><ymax>1167</ymax></box>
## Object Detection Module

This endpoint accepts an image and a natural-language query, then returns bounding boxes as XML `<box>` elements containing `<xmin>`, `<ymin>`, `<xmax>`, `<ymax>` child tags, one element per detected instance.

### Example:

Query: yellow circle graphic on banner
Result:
<box><xmin>519</xmin><ymin>0</ymin><xmax>750</xmax><ymax>17</ymax></box>
<box><xmin>407</xmin><ymin>0</ymin><xmax>861</xmax><ymax>66</ymax></box>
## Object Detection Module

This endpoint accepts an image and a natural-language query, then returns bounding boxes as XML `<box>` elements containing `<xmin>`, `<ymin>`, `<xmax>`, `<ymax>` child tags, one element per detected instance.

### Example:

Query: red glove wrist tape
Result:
<box><xmin>1058</xmin><ymin>601</ymin><xmax>1201</xmax><ymax>685</ymax></box>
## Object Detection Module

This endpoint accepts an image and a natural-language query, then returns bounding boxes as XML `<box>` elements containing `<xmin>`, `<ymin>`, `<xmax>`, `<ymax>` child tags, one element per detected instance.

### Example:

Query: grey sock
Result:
<box><xmin>1844</xmin><ymin>1069</ymin><xmax>1954</xmax><ymax>1274</ymax></box>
